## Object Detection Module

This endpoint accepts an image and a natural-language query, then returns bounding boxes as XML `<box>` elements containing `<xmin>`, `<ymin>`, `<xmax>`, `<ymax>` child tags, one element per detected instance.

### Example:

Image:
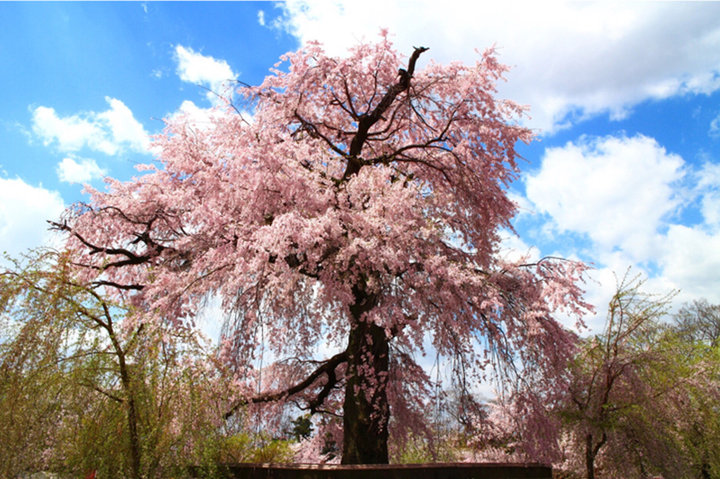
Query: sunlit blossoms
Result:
<box><xmin>56</xmin><ymin>32</ymin><xmax>590</xmax><ymax>463</ymax></box>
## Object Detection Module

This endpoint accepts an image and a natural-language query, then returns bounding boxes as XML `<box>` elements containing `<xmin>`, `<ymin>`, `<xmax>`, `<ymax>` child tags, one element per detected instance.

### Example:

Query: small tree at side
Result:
<box><xmin>559</xmin><ymin>274</ymin><xmax>676</xmax><ymax>479</ymax></box>
<box><xmin>0</xmin><ymin>250</ymin><xmax>225</xmax><ymax>478</ymax></box>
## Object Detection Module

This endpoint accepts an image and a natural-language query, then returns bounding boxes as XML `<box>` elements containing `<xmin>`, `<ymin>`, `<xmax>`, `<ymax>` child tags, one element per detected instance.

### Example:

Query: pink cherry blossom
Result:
<box><xmin>56</xmin><ymin>32</ymin><xmax>590</xmax><ymax>463</ymax></box>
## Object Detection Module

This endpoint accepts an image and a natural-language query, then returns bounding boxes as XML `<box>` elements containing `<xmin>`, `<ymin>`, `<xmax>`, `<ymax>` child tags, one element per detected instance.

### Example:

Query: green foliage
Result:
<box><xmin>4</xmin><ymin>247</ymin><xmax>719</xmax><ymax>477</ymax></box>
<box><xmin>290</xmin><ymin>414</ymin><xmax>314</xmax><ymax>441</ymax></box>
<box><xmin>557</xmin><ymin>272</ymin><xmax>720</xmax><ymax>479</ymax></box>
<box><xmin>220</xmin><ymin>432</ymin><xmax>295</xmax><ymax>463</ymax></box>
<box><xmin>390</xmin><ymin>433</ymin><xmax>458</xmax><ymax>464</ymax></box>
<box><xmin>649</xmin><ymin>324</ymin><xmax>720</xmax><ymax>478</ymax></box>
<box><xmin>0</xmin><ymin>250</ymin><xmax>228</xmax><ymax>478</ymax></box>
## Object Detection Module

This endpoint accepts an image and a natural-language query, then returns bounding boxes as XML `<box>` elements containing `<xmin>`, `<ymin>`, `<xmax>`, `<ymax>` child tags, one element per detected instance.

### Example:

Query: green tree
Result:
<box><xmin>660</xmin><ymin>303</ymin><xmax>720</xmax><ymax>478</ymax></box>
<box><xmin>560</xmin><ymin>273</ymin><xmax>675</xmax><ymax>479</ymax></box>
<box><xmin>675</xmin><ymin>299</ymin><xmax>720</xmax><ymax>347</ymax></box>
<box><xmin>603</xmin><ymin>304</ymin><xmax>720</xmax><ymax>479</ymax></box>
<box><xmin>0</xmin><ymin>249</ymin><xmax>144</xmax><ymax>478</ymax></box>
<box><xmin>0</xmin><ymin>249</ymin><xmax>227</xmax><ymax>478</ymax></box>
<box><xmin>556</xmin><ymin>275</ymin><xmax>720</xmax><ymax>479</ymax></box>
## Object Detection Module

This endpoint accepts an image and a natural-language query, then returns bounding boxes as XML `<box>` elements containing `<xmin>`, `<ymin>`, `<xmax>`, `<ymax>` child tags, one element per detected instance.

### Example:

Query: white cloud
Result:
<box><xmin>522</xmin><ymin>134</ymin><xmax>720</xmax><ymax>325</ymax></box>
<box><xmin>578</xmin><ymin>263</ymin><xmax>684</xmax><ymax>336</ymax></box>
<box><xmin>710</xmin><ymin>112</ymin><xmax>720</xmax><ymax>139</ymax></box>
<box><xmin>31</xmin><ymin>97</ymin><xmax>150</xmax><ymax>156</ymax></box>
<box><xmin>525</xmin><ymin>135</ymin><xmax>685</xmax><ymax>264</ymax></box>
<box><xmin>258</xmin><ymin>10</ymin><xmax>266</xmax><ymax>27</ymax></box>
<box><xmin>32</xmin><ymin>106</ymin><xmax>110</xmax><ymax>153</ymax></box>
<box><xmin>277</xmin><ymin>1</ymin><xmax>720</xmax><ymax>133</ymax></box>
<box><xmin>168</xmin><ymin>100</ymin><xmax>244</xmax><ymax>131</ymax></box>
<box><xmin>56</xmin><ymin>156</ymin><xmax>107</xmax><ymax>184</ymax></box>
<box><xmin>695</xmin><ymin>161</ymin><xmax>720</xmax><ymax>228</ymax></box>
<box><xmin>174</xmin><ymin>45</ymin><xmax>238</xmax><ymax>104</ymax></box>
<box><xmin>508</xmin><ymin>191</ymin><xmax>535</xmax><ymax>218</ymax></box>
<box><xmin>498</xmin><ymin>230</ymin><xmax>540</xmax><ymax>264</ymax></box>
<box><xmin>97</xmin><ymin>98</ymin><xmax>151</xmax><ymax>152</ymax></box>
<box><xmin>574</xmin><ymin>265</ymin><xmax>625</xmax><ymax>335</ymax></box>
<box><xmin>658</xmin><ymin>225</ymin><xmax>720</xmax><ymax>304</ymax></box>
<box><xmin>0</xmin><ymin>178</ymin><xmax>65</xmax><ymax>259</ymax></box>
<box><xmin>166</xmin><ymin>99</ymin><xmax>254</xmax><ymax>135</ymax></box>
<box><xmin>170</xmin><ymin>100</ymin><xmax>219</xmax><ymax>127</ymax></box>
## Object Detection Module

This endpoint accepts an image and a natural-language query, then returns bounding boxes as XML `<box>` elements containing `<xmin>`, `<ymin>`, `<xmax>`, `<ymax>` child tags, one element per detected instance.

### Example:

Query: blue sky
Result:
<box><xmin>2</xmin><ymin>1</ymin><xmax>720</xmax><ymax>335</ymax></box>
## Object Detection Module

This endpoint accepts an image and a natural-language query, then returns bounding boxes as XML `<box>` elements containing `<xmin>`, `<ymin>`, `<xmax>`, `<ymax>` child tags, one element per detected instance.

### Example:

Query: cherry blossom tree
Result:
<box><xmin>54</xmin><ymin>33</ymin><xmax>589</xmax><ymax>464</ymax></box>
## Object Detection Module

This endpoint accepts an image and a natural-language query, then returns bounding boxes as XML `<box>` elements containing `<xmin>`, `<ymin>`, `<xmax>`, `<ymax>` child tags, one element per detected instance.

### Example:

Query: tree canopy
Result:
<box><xmin>53</xmin><ymin>33</ymin><xmax>589</xmax><ymax>464</ymax></box>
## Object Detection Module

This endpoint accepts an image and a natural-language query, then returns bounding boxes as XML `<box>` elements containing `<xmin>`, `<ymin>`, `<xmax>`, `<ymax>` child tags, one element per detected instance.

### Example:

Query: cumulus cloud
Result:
<box><xmin>658</xmin><ymin>225</ymin><xmax>720</xmax><ymax>304</ymax></box>
<box><xmin>56</xmin><ymin>156</ymin><xmax>107</xmax><ymax>184</ymax></box>
<box><xmin>166</xmin><ymin>100</ymin><xmax>251</xmax><ymax>133</ymax></box>
<box><xmin>578</xmin><ymin>263</ymin><xmax>684</xmax><ymax>335</ymax></box>
<box><xmin>97</xmin><ymin>98</ymin><xmax>150</xmax><ymax>151</ymax></box>
<box><xmin>169</xmin><ymin>100</ymin><xmax>221</xmax><ymax>127</ymax></box>
<box><xmin>578</xmin><ymin>266</ymin><xmax>625</xmax><ymax>333</ymax></box>
<box><xmin>522</xmin><ymin>133</ymin><xmax>720</xmax><ymax>328</ymax></box>
<box><xmin>276</xmin><ymin>1</ymin><xmax>720</xmax><ymax>133</ymax></box>
<box><xmin>31</xmin><ymin>97</ymin><xmax>150</xmax><ymax>155</ymax></box>
<box><xmin>525</xmin><ymin>135</ymin><xmax>685</xmax><ymax>264</ymax></box>
<box><xmin>174</xmin><ymin>45</ymin><xmax>238</xmax><ymax>104</ymax></box>
<box><xmin>32</xmin><ymin>106</ymin><xmax>110</xmax><ymax>153</ymax></box>
<box><xmin>0</xmin><ymin>178</ymin><xmax>65</xmax><ymax>259</ymax></box>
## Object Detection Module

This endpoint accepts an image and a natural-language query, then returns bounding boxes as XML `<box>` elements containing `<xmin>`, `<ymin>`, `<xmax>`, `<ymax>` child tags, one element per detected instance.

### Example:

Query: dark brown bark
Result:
<box><xmin>52</xmin><ymin>47</ymin><xmax>431</xmax><ymax>468</ymax></box>
<box><xmin>117</xmin><ymin>346</ymin><xmax>142</xmax><ymax>479</ymax></box>
<box><xmin>585</xmin><ymin>433</ymin><xmax>595</xmax><ymax>479</ymax></box>
<box><xmin>224</xmin><ymin>351</ymin><xmax>349</xmax><ymax>419</ymax></box>
<box><xmin>584</xmin><ymin>432</ymin><xmax>606</xmax><ymax>479</ymax></box>
<box><xmin>341</xmin><ymin>286</ymin><xmax>389</xmax><ymax>464</ymax></box>
<box><xmin>342</xmin><ymin>46</ymin><xmax>428</xmax><ymax>181</ymax></box>
<box><xmin>339</xmin><ymin>48</ymin><xmax>426</xmax><ymax>463</ymax></box>
<box><xmin>96</xmin><ymin>293</ymin><xmax>141</xmax><ymax>479</ymax></box>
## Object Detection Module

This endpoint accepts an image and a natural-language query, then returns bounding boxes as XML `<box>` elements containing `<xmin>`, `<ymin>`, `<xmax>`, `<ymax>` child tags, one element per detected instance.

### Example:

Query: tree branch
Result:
<box><xmin>224</xmin><ymin>351</ymin><xmax>348</xmax><ymax>419</ymax></box>
<box><xmin>49</xmin><ymin>220</ymin><xmax>153</xmax><ymax>269</ymax></box>
<box><xmin>81</xmin><ymin>381</ymin><xmax>124</xmax><ymax>403</ymax></box>
<box><xmin>343</xmin><ymin>46</ymin><xmax>429</xmax><ymax>180</ymax></box>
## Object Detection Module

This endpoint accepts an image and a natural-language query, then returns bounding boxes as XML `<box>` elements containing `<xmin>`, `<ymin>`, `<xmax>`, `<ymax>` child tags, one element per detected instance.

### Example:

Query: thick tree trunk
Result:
<box><xmin>337</xmin><ymin>47</ymin><xmax>429</xmax><ymax>465</ymax></box>
<box><xmin>342</xmin><ymin>287</ymin><xmax>390</xmax><ymax>464</ymax></box>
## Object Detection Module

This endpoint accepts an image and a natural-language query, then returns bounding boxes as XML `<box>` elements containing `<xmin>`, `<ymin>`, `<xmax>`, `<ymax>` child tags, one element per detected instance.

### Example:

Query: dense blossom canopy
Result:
<box><xmin>57</xmin><ymin>33</ymin><xmax>589</xmax><ymax>462</ymax></box>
